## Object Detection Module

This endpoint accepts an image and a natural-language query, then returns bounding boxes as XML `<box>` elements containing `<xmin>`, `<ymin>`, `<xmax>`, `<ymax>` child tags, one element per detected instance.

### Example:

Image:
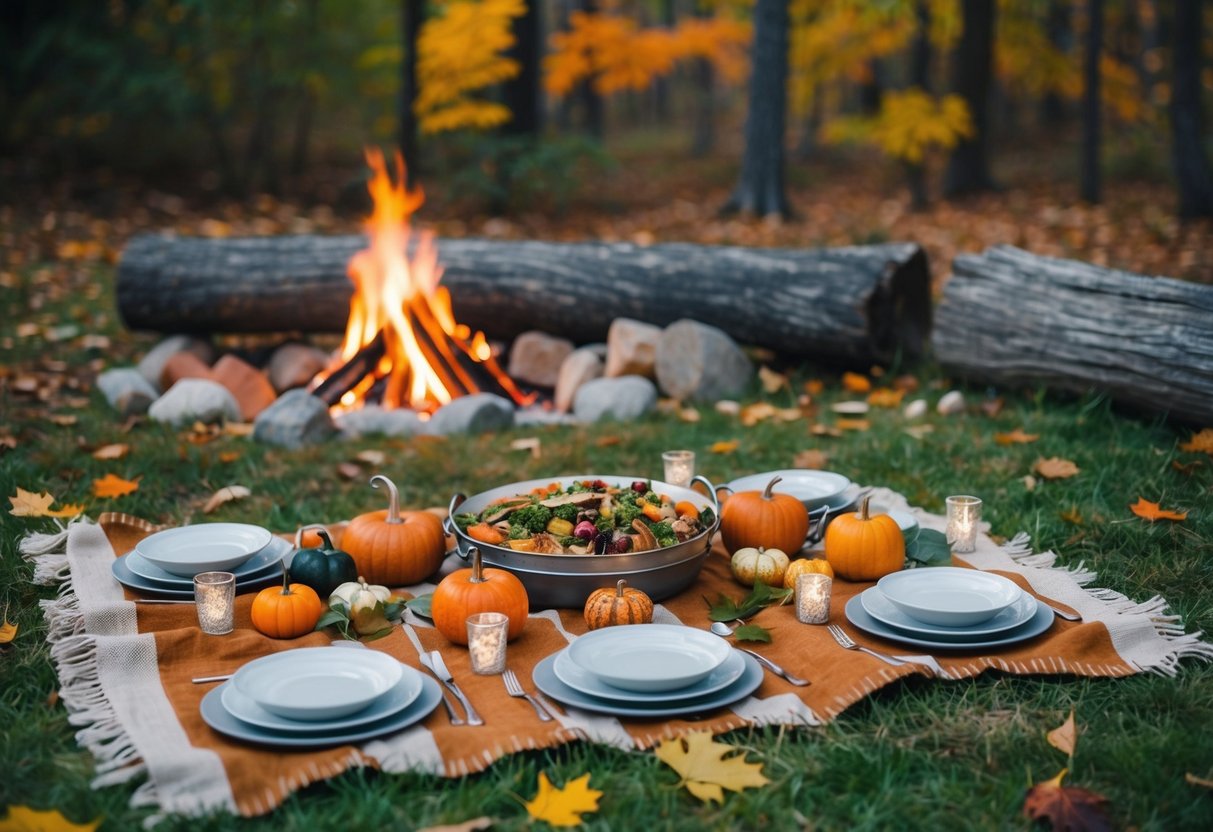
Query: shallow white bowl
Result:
<box><xmin>876</xmin><ymin>567</ymin><xmax>1023</xmax><ymax>627</ymax></box>
<box><xmin>567</xmin><ymin>624</ymin><xmax>732</xmax><ymax>693</ymax></box>
<box><xmin>135</xmin><ymin>523</ymin><xmax>272</xmax><ymax>577</ymax></box>
<box><xmin>724</xmin><ymin>470</ymin><xmax>851</xmax><ymax>512</ymax></box>
<box><xmin>232</xmin><ymin>647</ymin><xmax>403</xmax><ymax>722</ymax></box>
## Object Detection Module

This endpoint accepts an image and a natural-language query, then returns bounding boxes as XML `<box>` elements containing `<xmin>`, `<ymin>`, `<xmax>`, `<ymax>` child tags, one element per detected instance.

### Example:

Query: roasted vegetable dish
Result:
<box><xmin>452</xmin><ymin>479</ymin><xmax>715</xmax><ymax>555</ymax></box>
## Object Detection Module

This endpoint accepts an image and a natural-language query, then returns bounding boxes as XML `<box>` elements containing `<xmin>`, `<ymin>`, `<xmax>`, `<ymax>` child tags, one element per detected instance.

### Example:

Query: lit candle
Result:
<box><xmin>795</xmin><ymin>573</ymin><xmax>831</xmax><ymax>624</ymax></box>
<box><xmin>193</xmin><ymin>571</ymin><xmax>235</xmax><ymax>635</ymax></box>
<box><xmin>466</xmin><ymin>612</ymin><xmax>508</xmax><ymax>675</ymax></box>
<box><xmin>662</xmin><ymin>450</ymin><xmax>695</xmax><ymax>487</ymax></box>
<box><xmin>946</xmin><ymin>495</ymin><xmax>982</xmax><ymax>554</ymax></box>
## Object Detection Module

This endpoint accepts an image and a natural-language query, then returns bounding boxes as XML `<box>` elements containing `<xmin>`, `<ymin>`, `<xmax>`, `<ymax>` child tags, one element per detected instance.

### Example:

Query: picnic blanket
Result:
<box><xmin>21</xmin><ymin>487</ymin><xmax>1212</xmax><ymax>822</ymax></box>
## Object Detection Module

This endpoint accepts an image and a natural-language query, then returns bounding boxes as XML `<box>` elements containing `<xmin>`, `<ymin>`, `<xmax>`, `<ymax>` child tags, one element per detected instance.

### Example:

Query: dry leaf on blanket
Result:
<box><xmin>1021</xmin><ymin>769</ymin><xmax>1111</xmax><ymax>832</ymax></box>
<box><xmin>995</xmin><ymin>428</ymin><xmax>1040</xmax><ymax>445</ymax></box>
<box><xmin>1034</xmin><ymin>457</ymin><xmax>1079</xmax><ymax>480</ymax></box>
<box><xmin>416</xmin><ymin>816</ymin><xmax>494</xmax><ymax>832</ymax></box>
<box><xmin>1178</xmin><ymin>428</ymin><xmax>1213</xmax><ymax>455</ymax></box>
<box><xmin>841</xmin><ymin>372</ymin><xmax>870</xmax><ymax>393</ymax></box>
<box><xmin>1128</xmin><ymin>498</ymin><xmax>1187</xmax><ymax>522</ymax></box>
<box><xmin>91</xmin><ymin>442</ymin><xmax>129</xmax><ymax>460</ymax></box>
<box><xmin>523</xmin><ymin>772</ymin><xmax>601</xmax><ymax>827</ymax></box>
<box><xmin>654</xmin><ymin>730</ymin><xmax>769</xmax><ymax>804</ymax></box>
<box><xmin>0</xmin><ymin>805</ymin><xmax>100</xmax><ymax>831</ymax></box>
<box><xmin>8</xmin><ymin>487</ymin><xmax>84</xmax><ymax>518</ymax></box>
<box><xmin>710</xmin><ymin>440</ymin><xmax>740</xmax><ymax>454</ymax></box>
<box><xmin>203</xmin><ymin>485</ymin><xmax>251</xmax><ymax>514</ymax></box>
<box><xmin>1047</xmin><ymin>710</ymin><xmax>1077</xmax><ymax>757</ymax></box>
<box><xmin>92</xmin><ymin>473</ymin><xmax>140</xmax><ymax>499</ymax></box>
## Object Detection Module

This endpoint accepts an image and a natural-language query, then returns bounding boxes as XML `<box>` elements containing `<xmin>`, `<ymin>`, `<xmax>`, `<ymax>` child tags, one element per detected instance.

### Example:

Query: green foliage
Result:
<box><xmin>706</xmin><ymin>581</ymin><xmax>795</xmax><ymax>622</ymax></box>
<box><xmin>510</xmin><ymin>502</ymin><xmax>553</xmax><ymax>533</ymax></box>
<box><xmin>905</xmin><ymin>528</ymin><xmax>952</xmax><ymax>566</ymax></box>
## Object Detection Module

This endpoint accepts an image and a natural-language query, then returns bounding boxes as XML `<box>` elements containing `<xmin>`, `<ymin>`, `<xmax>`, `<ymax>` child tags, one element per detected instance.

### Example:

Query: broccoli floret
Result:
<box><xmin>645</xmin><ymin>491</ymin><xmax>661</xmax><ymax>505</ymax></box>
<box><xmin>552</xmin><ymin>503</ymin><xmax>579</xmax><ymax>522</ymax></box>
<box><xmin>508</xmin><ymin>524</ymin><xmax>531</xmax><ymax>540</ymax></box>
<box><xmin>648</xmin><ymin>520</ymin><xmax>677</xmax><ymax>548</ymax></box>
<box><xmin>595</xmin><ymin>514</ymin><xmax>615</xmax><ymax>533</ymax></box>
<box><xmin>558</xmin><ymin>535</ymin><xmax>579</xmax><ymax>548</ymax></box>
<box><xmin>568</xmin><ymin>481</ymin><xmax>591</xmax><ymax>494</ymax></box>
<box><xmin>511</xmin><ymin>504</ymin><xmax>553</xmax><ymax>533</ymax></box>
<box><xmin>453</xmin><ymin>513</ymin><xmax>478</xmax><ymax>531</ymax></box>
<box><xmin>612</xmin><ymin>499</ymin><xmax>643</xmax><ymax>528</ymax></box>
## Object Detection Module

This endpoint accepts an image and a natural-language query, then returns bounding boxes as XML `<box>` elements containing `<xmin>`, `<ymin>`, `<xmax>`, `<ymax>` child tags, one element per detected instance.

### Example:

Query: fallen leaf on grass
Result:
<box><xmin>1034</xmin><ymin>458</ymin><xmax>1080</xmax><ymax>480</ymax></box>
<box><xmin>714</xmin><ymin>400</ymin><xmax>741</xmax><ymax>416</ymax></box>
<box><xmin>218</xmin><ymin>450</ymin><xmax>241</xmax><ymax>464</ymax></box>
<box><xmin>1128</xmin><ymin>498</ymin><xmax>1187</xmax><ymax>522</ymax></box>
<box><xmin>679</xmin><ymin>407</ymin><xmax>701</xmax><ymax>423</ymax></box>
<box><xmin>1047</xmin><ymin>710</ymin><xmax>1077</xmax><ymax>756</ymax></box>
<box><xmin>203</xmin><ymin>485</ymin><xmax>250</xmax><ymax>514</ymax></box>
<box><xmin>0</xmin><ymin>806</ymin><xmax>99</xmax><ymax>831</ymax></box>
<box><xmin>740</xmin><ymin>402</ymin><xmax>776</xmax><ymax>426</ymax></box>
<box><xmin>595</xmin><ymin>435</ymin><xmax>621</xmax><ymax>447</ymax></box>
<box><xmin>836</xmin><ymin>418</ymin><xmax>870</xmax><ymax>432</ymax></box>
<box><xmin>1171</xmin><ymin>459</ymin><xmax>1204</xmax><ymax>476</ymax></box>
<box><xmin>980</xmin><ymin>397</ymin><xmax>1005</xmax><ymax>418</ymax></box>
<box><xmin>523</xmin><ymin>772</ymin><xmax>601</xmax><ymax>827</ymax></box>
<box><xmin>904</xmin><ymin>424</ymin><xmax>934</xmax><ymax>439</ymax></box>
<box><xmin>892</xmin><ymin>374</ymin><xmax>919</xmax><ymax>392</ymax></box>
<box><xmin>1021</xmin><ymin>769</ymin><xmax>1111</xmax><ymax>832</ymax></box>
<box><xmin>48</xmin><ymin>414</ymin><xmax>78</xmax><ymax>427</ymax></box>
<box><xmin>804</xmin><ymin>379</ymin><xmax>824</xmax><ymax>395</ymax></box>
<box><xmin>356</xmin><ymin>450</ymin><xmax>386</xmax><ymax>466</ymax></box>
<box><xmin>8</xmin><ymin>488</ymin><xmax>84</xmax><ymax>518</ymax></box>
<box><xmin>1059</xmin><ymin>508</ymin><xmax>1083</xmax><ymax>526</ymax></box>
<box><xmin>1179</xmin><ymin>428</ymin><xmax>1213</xmax><ymax>455</ymax></box>
<box><xmin>92</xmin><ymin>474</ymin><xmax>139</xmax><ymax>499</ymax></box>
<box><xmin>417</xmin><ymin>817</ymin><xmax>494</xmax><ymax>832</ymax></box>
<box><xmin>91</xmin><ymin>443</ymin><xmax>130</xmax><ymax>460</ymax></box>
<box><xmin>995</xmin><ymin>428</ymin><xmax>1040</xmax><ymax>445</ymax></box>
<box><xmin>841</xmin><ymin>372</ymin><xmax>870</xmax><ymax>393</ymax></box>
<box><xmin>710</xmin><ymin>440</ymin><xmax>739</xmax><ymax>454</ymax></box>
<box><xmin>654</xmin><ymin>730</ymin><xmax>769</xmax><ymax>804</ymax></box>
<box><xmin>509</xmin><ymin>437</ymin><xmax>541</xmax><ymax>459</ymax></box>
<box><xmin>223</xmin><ymin>422</ymin><xmax>254</xmax><ymax>437</ymax></box>
<box><xmin>758</xmin><ymin>366</ymin><xmax>788</xmax><ymax>394</ymax></box>
<box><xmin>793</xmin><ymin>449</ymin><xmax>830</xmax><ymax>470</ymax></box>
<box><xmin>336</xmin><ymin>462</ymin><xmax>363</xmax><ymax>480</ymax></box>
<box><xmin>0</xmin><ymin>608</ymin><xmax>17</xmax><ymax>645</ymax></box>
<box><xmin>866</xmin><ymin>388</ymin><xmax>905</xmax><ymax>408</ymax></box>
<box><xmin>1022</xmin><ymin>475</ymin><xmax>1038</xmax><ymax>492</ymax></box>
<box><xmin>0</xmin><ymin>434</ymin><xmax>17</xmax><ymax>452</ymax></box>
<box><xmin>1185</xmin><ymin>772</ymin><xmax>1213</xmax><ymax>790</ymax></box>
<box><xmin>810</xmin><ymin>424</ymin><xmax>843</xmax><ymax>438</ymax></box>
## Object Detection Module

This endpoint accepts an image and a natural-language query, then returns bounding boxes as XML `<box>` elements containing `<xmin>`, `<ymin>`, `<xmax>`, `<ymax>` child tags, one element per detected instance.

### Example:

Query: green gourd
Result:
<box><xmin>288</xmin><ymin>525</ymin><xmax>358</xmax><ymax>598</ymax></box>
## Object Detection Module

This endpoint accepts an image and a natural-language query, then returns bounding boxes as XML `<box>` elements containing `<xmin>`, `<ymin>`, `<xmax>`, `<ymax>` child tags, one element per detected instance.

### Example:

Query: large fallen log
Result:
<box><xmin>933</xmin><ymin>245</ymin><xmax>1213</xmax><ymax>423</ymax></box>
<box><xmin>116</xmin><ymin>234</ymin><xmax>931</xmax><ymax>366</ymax></box>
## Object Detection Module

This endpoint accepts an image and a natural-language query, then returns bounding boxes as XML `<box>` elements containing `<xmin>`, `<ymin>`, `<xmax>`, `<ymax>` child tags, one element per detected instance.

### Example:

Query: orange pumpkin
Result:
<box><xmin>782</xmin><ymin>557</ymin><xmax>835</xmax><ymax>589</ymax></box>
<box><xmin>720</xmin><ymin>475</ymin><xmax>809</xmax><ymax>555</ymax></box>
<box><xmin>343</xmin><ymin>475</ymin><xmax>445</xmax><ymax>587</ymax></box>
<box><xmin>584</xmin><ymin>579</ymin><xmax>654</xmax><ymax>629</ymax></box>
<box><xmin>431</xmin><ymin>546</ymin><xmax>529</xmax><ymax>644</ymax></box>
<box><xmin>250</xmin><ymin>563</ymin><xmax>324</xmax><ymax>639</ymax></box>
<box><xmin>824</xmin><ymin>495</ymin><xmax>905</xmax><ymax>581</ymax></box>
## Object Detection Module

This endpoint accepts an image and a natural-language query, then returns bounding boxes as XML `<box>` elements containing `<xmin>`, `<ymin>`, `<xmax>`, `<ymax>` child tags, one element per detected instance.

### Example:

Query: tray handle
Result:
<box><xmin>691</xmin><ymin>474</ymin><xmax>721</xmax><ymax>534</ymax></box>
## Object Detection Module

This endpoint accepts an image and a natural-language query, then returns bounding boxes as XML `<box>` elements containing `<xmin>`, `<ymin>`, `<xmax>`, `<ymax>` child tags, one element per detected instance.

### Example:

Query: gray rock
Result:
<box><xmin>604</xmin><ymin>318</ymin><xmax>660</xmax><ymax>378</ymax></box>
<box><xmin>148</xmin><ymin>379</ymin><xmax>241</xmax><ymax>426</ymax></box>
<box><xmin>427</xmin><ymin>393</ymin><xmax>515</xmax><ymax>435</ymax></box>
<box><xmin>335</xmin><ymin>404</ymin><xmax>425</xmax><ymax>438</ymax></box>
<box><xmin>96</xmin><ymin>367</ymin><xmax>158</xmax><ymax>416</ymax></box>
<box><xmin>137</xmin><ymin>335</ymin><xmax>214</xmax><ymax>392</ymax></box>
<box><xmin>267</xmin><ymin>343</ymin><xmax>331</xmax><ymax>393</ymax></box>
<box><xmin>554</xmin><ymin>348</ymin><xmax>605</xmax><ymax>413</ymax></box>
<box><xmin>507</xmin><ymin>331</ymin><xmax>574</xmax><ymax>388</ymax></box>
<box><xmin>573</xmin><ymin>375</ymin><xmax>658</xmax><ymax>422</ymax></box>
<box><xmin>655</xmin><ymin>319</ymin><xmax>753</xmax><ymax>402</ymax></box>
<box><xmin>515</xmin><ymin>406</ymin><xmax>579</xmax><ymax>427</ymax></box>
<box><xmin>253</xmin><ymin>389</ymin><xmax>336</xmax><ymax>448</ymax></box>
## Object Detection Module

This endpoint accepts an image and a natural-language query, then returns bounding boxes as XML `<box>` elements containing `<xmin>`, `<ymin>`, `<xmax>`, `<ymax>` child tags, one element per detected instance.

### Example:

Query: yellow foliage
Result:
<box><xmin>672</xmin><ymin>16</ymin><xmax>753</xmax><ymax>85</ymax></box>
<box><xmin>823</xmin><ymin>88</ymin><xmax>973</xmax><ymax>164</ymax></box>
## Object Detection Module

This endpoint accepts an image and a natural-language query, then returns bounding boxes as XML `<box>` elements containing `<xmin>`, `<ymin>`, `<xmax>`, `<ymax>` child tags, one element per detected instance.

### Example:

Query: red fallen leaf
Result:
<box><xmin>1129</xmin><ymin>497</ymin><xmax>1187</xmax><ymax>522</ymax></box>
<box><xmin>1022</xmin><ymin>769</ymin><xmax>1111</xmax><ymax>832</ymax></box>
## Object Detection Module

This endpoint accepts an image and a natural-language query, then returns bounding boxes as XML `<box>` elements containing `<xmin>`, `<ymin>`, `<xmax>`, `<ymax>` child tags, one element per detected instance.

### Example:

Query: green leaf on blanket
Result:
<box><xmin>732</xmin><ymin>624</ymin><xmax>771</xmax><ymax>643</ymax></box>
<box><xmin>706</xmin><ymin>580</ymin><xmax>793</xmax><ymax>622</ymax></box>
<box><xmin>405</xmin><ymin>592</ymin><xmax>433</xmax><ymax>618</ymax></box>
<box><xmin>906</xmin><ymin>529</ymin><xmax>952</xmax><ymax>566</ymax></box>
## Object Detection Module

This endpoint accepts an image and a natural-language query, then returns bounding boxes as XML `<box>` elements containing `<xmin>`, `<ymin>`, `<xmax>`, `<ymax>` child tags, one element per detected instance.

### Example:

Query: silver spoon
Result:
<box><xmin>708</xmin><ymin>622</ymin><xmax>810</xmax><ymax>686</ymax></box>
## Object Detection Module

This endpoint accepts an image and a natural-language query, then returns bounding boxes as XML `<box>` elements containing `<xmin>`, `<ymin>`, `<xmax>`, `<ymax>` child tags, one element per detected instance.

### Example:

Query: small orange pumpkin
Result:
<box><xmin>782</xmin><ymin>557</ymin><xmax>835</xmax><ymax>589</ymax></box>
<box><xmin>824</xmin><ymin>495</ymin><xmax>905</xmax><ymax>581</ymax></box>
<box><xmin>343</xmin><ymin>475</ymin><xmax>446</xmax><ymax>587</ymax></box>
<box><xmin>250</xmin><ymin>563</ymin><xmax>324</xmax><ymax>639</ymax></box>
<box><xmin>584</xmin><ymin>579</ymin><xmax>654</xmax><ymax>629</ymax></box>
<box><xmin>431</xmin><ymin>546</ymin><xmax>529</xmax><ymax>644</ymax></box>
<box><xmin>720</xmin><ymin>475</ymin><xmax>809</xmax><ymax>555</ymax></box>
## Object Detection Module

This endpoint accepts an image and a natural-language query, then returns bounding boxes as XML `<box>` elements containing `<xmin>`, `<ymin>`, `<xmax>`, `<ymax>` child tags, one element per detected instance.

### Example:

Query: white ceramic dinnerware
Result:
<box><xmin>876</xmin><ymin>567</ymin><xmax>1023</xmax><ymax>627</ymax></box>
<box><xmin>844</xmin><ymin>595</ymin><xmax>1054</xmax><ymax>651</ymax></box>
<box><xmin>860</xmin><ymin>587</ymin><xmax>1039</xmax><ymax>640</ymax></box>
<box><xmin>136</xmin><ymin>523</ymin><xmax>273</xmax><ymax>577</ymax></box>
<box><xmin>111</xmin><ymin>538</ymin><xmax>291</xmax><ymax>599</ymax></box>
<box><xmin>724</xmin><ymin>470</ymin><xmax>852</xmax><ymax>512</ymax></box>
<box><xmin>220</xmin><ymin>669</ymin><xmax>424</xmax><ymax>733</ymax></box>
<box><xmin>125</xmin><ymin>542</ymin><xmax>283</xmax><ymax>586</ymax></box>
<box><xmin>231</xmin><ymin>647</ymin><xmax>403</xmax><ymax>721</ymax></box>
<box><xmin>566</xmin><ymin>624</ymin><xmax>732</xmax><ymax>693</ymax></box>
<box><xmin>553</xmin><ymin>645</ymin><xmax>746</xmax><ymax>702</ymax></box>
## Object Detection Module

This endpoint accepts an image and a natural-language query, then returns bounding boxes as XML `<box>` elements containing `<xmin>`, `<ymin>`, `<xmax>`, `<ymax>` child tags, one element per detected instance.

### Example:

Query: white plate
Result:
<box><xmin>877</xmin><ymin>567</ymin><xmax>1023</xmax><ymax>627</ymax></box>
<box><xmin>136</xmin><ymin>523</ymin><xmax>272</xmax><ymax>577</ymax></box>
<box><xmin>231</xmin><ymin>647</ymin><xmax>404</xmax><ymax>722</ymax></box>
<box><xmin>725</xmin><ymin>470</ymin><xmax>851</xmax><ymax>512</ymax></box>
<box><xmin>566</xmin><ymin>624</ymin><xmax>732</xmax><ymax>693</ymax></box>
<box><xmin>533</xmin><ymin>651</ymin><xmax>764</xmax><ymax>718</ymax></box>
<box><xmin>845</xmin><ymin>595</ymin><xmax>1054</xmax><ymax>651</ymax></box>
<box><xmin>110</xmin><ymin>537</ymin><xmax>292</xmax><ymax>598</ymax></box>
<box><xmin>554</xmin><ymin>646</ymin><xmax>746</xmax><ymax>702</ymax></box>
<box><xmin>201</xmin><ymin>676</ymin><xmax>442</xmax><ymax>748</ymax></box>
<box><xmin>860</xmin><ymin>586</ymin><xmax>1039</xmax><ymax>640</ymax></box>
<box><xmin>125</xmin><ymin>543</ymin><xmax>284</xmax><ymax>586</ymax></box>
<box><xmin>221</xmin><ymin>667</ymin><xmax>423</xmax><ymax>733</ymax></box>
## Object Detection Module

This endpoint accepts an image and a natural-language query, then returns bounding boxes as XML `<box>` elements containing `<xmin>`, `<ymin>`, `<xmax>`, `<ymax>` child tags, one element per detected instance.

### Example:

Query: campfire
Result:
<box><xmin>310</xmin><ymin>149</ymin><xmax>534</xmax><ymax>414</ymax></box>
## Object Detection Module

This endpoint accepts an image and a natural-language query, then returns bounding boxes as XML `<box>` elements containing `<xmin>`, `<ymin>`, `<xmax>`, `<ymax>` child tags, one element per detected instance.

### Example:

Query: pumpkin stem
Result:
<box><xmin>469</xmin><ymin>546</ymin><xmax>486</xmax><ymax>584</ymax></box>
<box><xmin>278</xmin><ymin>559</ymin><xmax>293</xmax><ymax>596</ymax></box>
<box><xmin>294</xmin><ymin>523</ymin><xmax>332</xmax><ymax>550</ymax></box>
<box><xmin>762</xmin><ymin>476</ymin><xmax>783</xmax><ymax>500</ymax></box>
<box><xmin>859</xmin><ymin>495</ymin><xmax>872</xmax><ymax>521</ymax></box>
<box><xmin>615</xmin><ymin>579</ymin><xmax>627</xmax><ymax>597</ymax></box>
<box><xmin>370</xmin><ymin>475</ymin><xmax>403</xmax><ymax>525</ymax></box>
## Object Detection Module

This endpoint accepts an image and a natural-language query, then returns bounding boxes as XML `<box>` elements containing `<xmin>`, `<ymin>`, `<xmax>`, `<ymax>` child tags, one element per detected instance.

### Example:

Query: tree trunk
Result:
<box><xmin>722</xmin><ymin>0</ymin><xmax>791</xmax><ymax>218</ymax></box>
<box><xmin>1041</xmin><ymin>0</ymin><xmax>1071</xmax><ymax>123</ymax></box>
<box><xmin>933</xmin><ymin>245</ymin><xmax>1213</xmax><ymax>424</ymax></box>
<box><xmin>911</xmin><ymin>1</ymin><xmax>932</xmax><ymax>92</ymax></box>
<box><xmin>116</xmin><ymin>235</ymin><xmax>933</xmax><ymax>367</ymax></box>
<box><xmin>943</xmin><ymin>0</ymin><xmax>997</xmax><ymax>197</ymax></box>
<box><xmin>1081</xmin><ymin>0</ymin><xmax>1103</xmax><ymax>204</ymax></box>
<box><xmin>502</xmin><ymin>0</ymin><xmax>544</xmax><ymax>135</ymax></box>
<box><xmin>399</xmin><ymin>0</ymin><xmax>424</xmax><ymax>185</ymax></box>
<box><xmin>691</xmin><ymin>56</ymin><xmax>715</xmax><ymax>156</ymax></box>
<box><xmin>1171</xmin><ymin>0</ymin><xmax>1213</xmax><ymax>218</ymax></box>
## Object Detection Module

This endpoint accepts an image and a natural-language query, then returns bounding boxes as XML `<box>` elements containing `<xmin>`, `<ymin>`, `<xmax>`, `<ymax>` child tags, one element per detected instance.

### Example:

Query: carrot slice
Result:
<box><xmin>674</xmin><ymin>500</ymin><xmax>700</xmax><ymax>520</ymax></box>
<box><xmin>641</xmin><ymin>502</ymin><xmax>665</xmax><ymax>522</ymax></box>
<box><xmin>467</xmin><ymin>523</ymin><xmax>505</xmax><ymax>545</ymax></box>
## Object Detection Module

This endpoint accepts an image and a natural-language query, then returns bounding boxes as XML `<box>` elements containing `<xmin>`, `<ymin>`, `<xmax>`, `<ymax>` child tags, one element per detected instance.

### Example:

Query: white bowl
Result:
<box><xmin>566</xmin><ymin>624</ymin><xmax>732</xmax><ymax>693</ymax></box>
<box><xmin>231</xmin><ymin>647</ymin><xmax>404</xmax><ymax>722</ymax></box>
<box><xmin>876</xmin><ymin>567</ymin><xmax>1023</xmax><ymax>627</ymax></box>
<box><xmin>724</xmin><ymin>470</ymin><xmax>851</xmax><ymax>511</ymax></box>
<box><xmin>135</xmin><ymin>523</ymin><xmax>272</xmax><ymax>577</ymax></box>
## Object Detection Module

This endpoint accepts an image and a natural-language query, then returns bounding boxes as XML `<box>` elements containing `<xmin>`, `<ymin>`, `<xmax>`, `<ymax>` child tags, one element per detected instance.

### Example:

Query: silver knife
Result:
<box><xmin>426</xmin><ymin>650</ymin><xmax>485</xmax><ymax>727</ymax></box>
<box><xmin>401</xmin><ymin>622</ymin><xmax>465</xmax><ymax>726</ymax></box>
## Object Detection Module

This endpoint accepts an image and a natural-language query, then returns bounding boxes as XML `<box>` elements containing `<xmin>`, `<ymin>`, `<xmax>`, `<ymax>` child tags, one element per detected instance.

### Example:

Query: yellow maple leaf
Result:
<box><xmin>994</xmin><ymin>428</ymin><xmax>1040</xmax><ymax>445</ymax></box>
<box><xmin>1179</xmin><ymin>428</ymin><xmax>1213</xmax><ymax>455</ymax></box>
<box><xmin>836</xmin><ymin>418</ymin><xmax>871</xmax><ymax>432</ymax></box>
<box><xmin>1</xmin><ymin>805</ymin><xmax>99</xmax><ymax>831</ymax></box>
<box><xmin>654</xmin><ymin>730</ymin><xmax>769</xmax><ymax>803</ymax></box>
<box><xmin>866</xmin><ymin>388</ymin><xmax>905</xmax><ymax>408</ymax></box>
<box><xmin>92</xmin><ymin>474</ymin><xmax>140</xmax><ymax>499</ymax></box>
<box><xmin>709</xmin><ymin>440</ymin><xmax>740</xmax><ymax>454</ymax></box>
<box><xmin>1033</xmin><ymin>457</ymin><xmax>1079</xmax><ymax>480</ymax></box>
<box><xmin>841</xmin><ymin>372</ymin><xmax>871</xmax><ymax>393</ymax></box>
<box><xmin>8</xmin><ymin>488</ymin><xmax>84</xmax><ymax>518</ymax></box>
<box><xmin>0</xmin><ymin>604</ymin><xmax>17</xmax><ymax>645</ymax></box>
<box><xmin>91</xmin><ymin>443</ymin><xmax>130</xmax><ymax>460</ymax></box>
<box><xmin>1129</xmin><ymin>498</ymin><xmax>1188</xmax><ymax>522</ymax></box>
<box><xmin>523</xmin><ymin>772</ymin><xmax>601</xmax><ymax>827</ymax></box>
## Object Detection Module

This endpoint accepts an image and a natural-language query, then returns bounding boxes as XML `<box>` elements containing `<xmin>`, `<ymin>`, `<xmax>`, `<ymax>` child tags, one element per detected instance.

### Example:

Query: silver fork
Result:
<box><xmin>427</xmin><ymin>650</ymin><xmax>485</xmax><ymax>727</ymax></box>
<box><xmin>827</xmin><ymin>624</ymin><xmax>910</xmax><ymax>669</ymax></box>
<box><xmin>502</xmin><ymin>669</ymin><xmax>553</xmax><ymax>722</ymax></box>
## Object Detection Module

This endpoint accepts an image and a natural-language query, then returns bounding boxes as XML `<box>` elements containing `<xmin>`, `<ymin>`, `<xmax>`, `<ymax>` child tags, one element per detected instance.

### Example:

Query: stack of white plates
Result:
<box><xmin>200</xmin><ymin>647</ymin><xmax>441</xmax><ymax>747</ymax></box>
<box><xmin>532</xmin><ymin>624</ymin><xmax>764</xmax><ymax>717</ymax></box>
<box><xmin>845</xmin><ymin>567</ymin><xmax>1055</xmax><ymax>650</ymax></box>
<box><xmin>111</xmin><ymin>524</ymin><xmax>287</xmax><ymax>598</ymax></box>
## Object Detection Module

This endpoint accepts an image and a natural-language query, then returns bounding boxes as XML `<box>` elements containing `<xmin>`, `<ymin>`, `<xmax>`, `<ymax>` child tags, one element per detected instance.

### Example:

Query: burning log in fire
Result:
<box><xmin>311</xmin><ymin>149</ymin><xmax>533</xmax><ymax>412</ymax></box>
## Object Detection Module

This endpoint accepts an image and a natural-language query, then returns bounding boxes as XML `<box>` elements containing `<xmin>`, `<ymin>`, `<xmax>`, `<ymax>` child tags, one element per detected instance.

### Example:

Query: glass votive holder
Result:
<box><xmin>946</xmin><ymin>495</ymin><xmax>982</xmax><ymax>554</ymax></box>
<box><xmin>466</xmin><ymin>612</ymin><xmax>509</xmax><ymax>675</ymax></box>
<box><xmin>795</xmin><ymin>573</ymin><xmax>832</xmax><ymax>624</ymax></box>
<box><xmin>662</xmin><ymin>449</ymin><xmax>695</xmax><ymax>487</ymax></box>
<box><xmin>193</xmin><ymin>571</ymin><xmax>235</xmax><ymax>635</ymax></box>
